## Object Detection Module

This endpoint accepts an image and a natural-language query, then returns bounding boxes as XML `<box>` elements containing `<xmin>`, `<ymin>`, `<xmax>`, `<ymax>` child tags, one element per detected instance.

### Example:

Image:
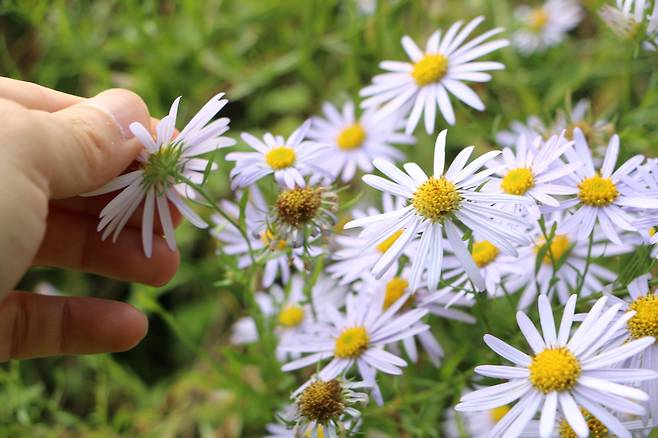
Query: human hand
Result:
<box><xmin>0</xmin><ymin>77</ymin><xmax>181</xmax><ymax>361</ymax></box>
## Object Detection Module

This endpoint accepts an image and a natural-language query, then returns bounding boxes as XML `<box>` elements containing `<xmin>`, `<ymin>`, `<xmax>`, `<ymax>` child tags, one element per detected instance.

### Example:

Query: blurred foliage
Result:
<box><xmin>1</xmin><ymin>0</ymin><xmax>658</xmax><ymax>436</ymax></box>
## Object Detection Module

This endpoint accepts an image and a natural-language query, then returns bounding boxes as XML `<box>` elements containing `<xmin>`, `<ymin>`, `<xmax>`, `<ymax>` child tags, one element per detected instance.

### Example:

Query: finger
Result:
<box><xmin>0</xmin><ymin>291</ymin><xmax>148</xmax><ymax>361</ymax></box>
<box><xmin>0</xmin><ymin>77</ymin><xmax>83</xmax><ymax>111</ymax></box>
<box><xmin>50</xmin><ymin>195</ymin><xmax>183</xmax><ymax>234</ymax></box>
<box><xmin>3</xmin><ymin>88</ymin><xmax>151</xmax><ymax>199</ymax></box>
<box><xmin>35</xmin><ymin>207</ymin><xmax>179</xmax><ymax>286</ymax></box>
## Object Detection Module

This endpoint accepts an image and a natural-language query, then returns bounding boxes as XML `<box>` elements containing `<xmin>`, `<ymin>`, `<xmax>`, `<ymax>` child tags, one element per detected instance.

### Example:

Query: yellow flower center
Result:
<box><xmin>275</xmin><ymin>187</ymin><xmax>322</xmax><ymax>227</ymax></box>
<box><xmin>383</xmin><ymin>277</ymin><xmax>409</xmax><ymax>310</ymax></box>
<box><xmin>412</xmin><ymin>54</ymin><xmax>449</xmax><ymax>86</ymax></box>
<box><xmin>536</xmin><ymin>234</ymin><xmax>571</xmax><ymax>265</ymax></box>
<box><xmin>376</xmin><ymin>229</ymin><xmax>404</xmax><ymax>253</ymax></box>
<box><xmin>278</xmin><ymin>305</ymin><xmax>305</xmax><ymax>328</ymax></box>
<box><xmin>529</xmin><ymin>8</ymin><xmax>549</xmax><ymax>32</ymax></box>
<box><xmin>578</xmin><ymin>175</ymin><xmax>618</xmax><ymax>207</ymax></box>
<box><xmin>412</xmin><ymin>176</ymin><xmax>461</xmax><ymax>222</ymax></box>
<box><xmin>559</xmin><ymin>408</ymin><xmax>611</xmax><ymax>438</ymax></box>
<box><xmin>265</xmin><ymin>146</ymin><xmax>296</xmax><ymax>170</ymax></box>
<box><xmin>501</xmin><ymin>168</ymin><xmax>534</xmax><ymax>195</ymax></box>
<box><xmin>529</xmin><ymin>347</ymin><xmax>581</xmax><ymax>393</ymax></box>
<box><xmin>489</xmin><ymin>405</ymin><xmax>510</xmax><ymax>423</ymax></box>
<box><xmin>649</xmin><ymin>227</ymin><xmax>656</xmax><ymax>238</ymax></box>
<box><xmin>298</xmin><ymin>380</ymin><xmax>345</xmax><ymax>425</ymax></box>
<box><xmin>472</xmin><ymin>240</ymin><xmax>500</xmax><ymax>268</ymax></box>
<box><xmin>335</xmin><ymin>326</ymin><xmax>369</xmax><ymax>358</ymax></box>
<box><xmin>565</xmin><ymin>121</ymin><xmax>593</xmax><ymax>141</ymax></box>
<box><xmin>304</xmin><ymin>425</ymin><xmax>325</xmax><ymax>438</ymax></box>
<box><xmin>261</xmin><ymin>230</ymin><xmax>287</xmax><ymax>250</ymax></box>
<box><xmin>628</xmin><ymin>294</ymin><xmax>658</xmax><ymax>340</ymax></box>
<box><xmin>336</xmin><ymin>124</ymin><xmax>366</xmax><ymax>150</ymax></box>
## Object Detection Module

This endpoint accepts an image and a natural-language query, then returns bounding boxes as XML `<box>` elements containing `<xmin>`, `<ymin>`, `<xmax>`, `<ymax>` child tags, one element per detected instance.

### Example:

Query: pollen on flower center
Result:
<box><xmin>489</xmin><ymin>405</ymin><xmax>510</xmax><ymax>423</ymax></box>
<box><xmin>383</xmin><ymin>277</ymin><xmax>409</xmax><ymax>310</ymax></box>
<box><xmin>276</xmin><ymin>187</ymin><xmax>322</xmax><ymax>227</ymax></box>
<box><xmin>335</xmin><ymin>326</ymin><xmax>369</xmax><ymax>358</ymax></box>
<box><xmin>578</xmin><ymin>175</ymin><xmax>618</xmax><ymax>207</ymax></box>
<box><xmin>376</xmin><ymin>229</ymin><xmax>404</xmax><ymax>253</ymax></box>
<box><xmin>278</xmin><ymin>305</ymin><xmax>305</xmax><ymax>327</ymax></box>
<box><xmin>536</xmin><ymin>234</ymin><xmax>571</xmax><ymax>265</ymax></box>
<box><xmin>261</xmin><ymin>230</ymin><xmax>287</xmax><ymax>250</ymax></box>
<box><xmin>529</xmin><ymin>347</ymin><xmax>581</xmax><ymax>393</ymax></box>
<box><xmin>265</xmin><ymin>146</ymin><xmax>297</xmax><ymax>170</ymax></box>
<box><xmin>628</xmin><ymin>294</ymin><xmax>658</xmax><ymax>340</ymax></box>
<box><xmin>336</xmin><ymin>124</ymin><xmax>366</xmax><ymax>150</ymax></box>
<box><xmin>501</xmin><ymin>168</ymin><xmax>534</xmax><ymax>195</ymax></box>
<box><xmin>559</xmin><ymin>407</ymin><xmax>611</xmax><ymax>438</ymax></box>
<box><xmin>528</xmin><ymin>8</ymin><xmax>549</xmax><ymax>32</ymax></box>
<box><xmin>412</xmin><ymin>54</ymin><xmax>449</xmax><ymax>86</ymax></box>
<box><xmin>412</xmin><ymin>176</ymin><xmax>462</xmax><ymax>222</ymax></box>
<box><xmin>472</xmin><ymin>240</ymin><xmax>500</xmax><ymax>268</ymax></box>
<box><xmin>142</xmin><ymin>144</ymin><xmax>184</xmax><ymax>191</ymax></box>
<box><xmin>297</xmin><ymin>379</ymin><xmax>345</xmax><ymax>424</ymax></box>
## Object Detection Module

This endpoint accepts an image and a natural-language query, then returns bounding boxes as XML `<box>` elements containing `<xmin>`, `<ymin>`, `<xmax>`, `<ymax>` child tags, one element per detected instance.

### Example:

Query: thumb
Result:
<box><xmin>9</xmin><ymin>88</ymin><xmax>151</xmax><ymax>199</ymax></box>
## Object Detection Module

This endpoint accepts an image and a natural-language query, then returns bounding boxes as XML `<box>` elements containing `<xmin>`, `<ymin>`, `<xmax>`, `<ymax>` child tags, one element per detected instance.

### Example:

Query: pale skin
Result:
<box><xmin>0</xmin><ymin>77</ymin><xmax>182</xmax><ymax>361</ymax></box>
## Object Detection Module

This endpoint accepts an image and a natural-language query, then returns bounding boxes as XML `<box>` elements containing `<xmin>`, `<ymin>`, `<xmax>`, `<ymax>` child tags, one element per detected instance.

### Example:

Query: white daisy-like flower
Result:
<box><xmin>363</xmin><ymin>266</ymin><xmax>475</xmax><ymax>367</ymax></box>
<box><xmin>599</xmin><ymin>0</ymin><xmax>658</xmax><ymax>50</ymax></box>
<box><xmin>229</xmin><ymin>275</ymin><xmax>346</xmax><ymax>360</ymax></box>
<box><xmin>440</xmin><ymin>232</ymin><xmax>527</xmax><ymax>301</ymax></box>
<box><xmin>512</xmin><ymin>0</ymin><xmax>582</xmax><ymax>54</ymax></box>
<box><xmin>510</xmin><ymin>213</ymin><xmax>633</xmax><ymax>309</ymax></box>
<box><xmin>279</xmin><ymin>290</ymin><xmax>429</xmax><ymax>399</ymax></box>
<box><xmin>307</xmin><ymin>101</ymin><xmax>415</xmax><ymax>183</ymax></box>
<box><xmin>628</xmin><ymin>159</ymin><xmax>658</xmax><ymax>254</ymax></box>
<box><xmin>84</xmin><ymin>93</ymin><xmax>235</xmax><ymax>257</ymax></box>
<box><xmin>359</xmin><ymin>16</ymin><xmax>509</xmax><ymax>133</ymax></box>
<box><xmin>211</xmin><ymin>189</ymin><xmax>320</xmax><ymax>288</ymax></box>
<box><xmin>444</xmin><ymin>393</ymin><xmax>511</xmax><ymax>438</ymax></box>
<box><xmin>226</xmin><ymin>120</ymin><xmax>329</xmax><ymax>189</ymax></box>
<box><xmin>456</xmin><ymin>294</ymin><xmax>657</xmax><ymax>438</ymax></box>
<box><xmin>496</xmin><ymin>116</ymin><xmax>547</xmax><ymax>149</ymax></box>
<box><xmin>487</xmin><ymin>132</ymin><xmax>581</xmax><ymax>219</ymax></box>
<box><xmin>559</xmin><ymin>128</ymin><xmax>658</xmax><ymax>245</ymax></box>
<box><xmin>344</xmin><ymin>129</ymin><xmax>532</xmax><ymax>292</ymax></box>
<box><xmin>287</xmin><ymin>377</ymin><xmax>367</xmax><ymax>438</ymax></box>
<box><xmin>604</xmin><ymin>274</ymin><xmax>658</xmax><ymax>427</ymax></box>
<box><xmin>552</xmin><ymin>99</ymin><xmax>614</xmax><ymax>151</ymax></box>
<box><xmin>327</xmin><ymin>194</ymin><xmax>409</xmax><ymax>285</ymax></box>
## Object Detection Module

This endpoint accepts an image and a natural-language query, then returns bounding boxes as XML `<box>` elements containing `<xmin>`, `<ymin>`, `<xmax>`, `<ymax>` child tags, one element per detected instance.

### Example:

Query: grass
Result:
<box><xmin>1</xmin><ymin>0</ymin><xmax>658</xmax><ymax>436</ymax></box>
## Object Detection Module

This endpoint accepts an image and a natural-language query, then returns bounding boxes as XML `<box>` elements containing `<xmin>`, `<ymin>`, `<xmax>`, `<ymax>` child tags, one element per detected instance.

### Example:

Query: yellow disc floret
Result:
<box><xmin>383</xmin><ymin>277</ymin><xmax>409</xmax><ymax>310</ymax></box>
<box><xmin>529</xmin><ymin>347</ymin><xmax>581</xmax><ymax>393</ymax></box>
<box><xmin>559</xmin><ymin>408</ymin><xmax>612</xmax><ymax>438</ymax></box>
<box><xmin>336</xmin><ymin>124</ymin><xmax>366</xmax><ymax>150</ymax></box>
<box><xmin>278</xmin><ymin>305</ymin><xmax>305</xmax><ymax>327</ymax></box>
<box><xmin>471</xmin><ymin>240</ymin><xmax>500</xmax><ymax>268</ymax></box>
<box><xmin>335</xmin><ymin>326</ymin><xmax>369</xmax><ymax>358</ymax></box>
<box><xmin>412</xmin><ymin>54</ymin><xmax>449</xmax><ymax>86</ymax></box>
<box><xmin>297</xmin><ymin>379</ymin><xmax>345</xmax><ymax>424</ymax></box>
<box><xmin>489</xmin><ymin>405</ymin><xmax>510</xmax><ymax>423</ymax></box>
<box><xmin>628</xmin><ymin>294</ymin><xmax>658</xmax><ymax>340</ymax></box>
<box><xmin>501</xmin><ymin>168</ymin><xmax>535</xmax><ymax>195</ymax></box>
<box><xmin>412</xmin><ymin>176</ymin><xmax>461</xmax><ymax>222</ymax></box>
<box><xmin>276</xmin><ymin>187</ymin><xmax>322</xmax><ymax>227</ymax></box>
<box><xmin>261</xmin><ymin>230</ymin><xmax>287</xmax><ymax>250</ymax></box>
<box><xmin>529</xmin><ymin>8</ymin><xmax>549</xmax><ymax>32</ymax></box>
<box><xmin>578</xmin><ymin>174</ymin><xmax>618</xmax><ymax>207</ymax></box>
<box><xmin>265</xmin><ymin>146</ymin><xmax>296</xmax><ymax>170</ymax></box>
<box><xmin>376</xmin><ymin>229</ymin><xmax>404</xmax><ymax>253</ymax></box>
<box><xmin>536</xmin><ymin>234</ymin><xmax>571</xmax><ymax>265</ymax></box>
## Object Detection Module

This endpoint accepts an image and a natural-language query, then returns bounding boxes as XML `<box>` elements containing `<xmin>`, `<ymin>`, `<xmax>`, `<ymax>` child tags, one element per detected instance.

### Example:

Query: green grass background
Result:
<box><xmin>2</xmin><ymin>0</ymin><xmax>658</xmax><ymax>436</ymax></box>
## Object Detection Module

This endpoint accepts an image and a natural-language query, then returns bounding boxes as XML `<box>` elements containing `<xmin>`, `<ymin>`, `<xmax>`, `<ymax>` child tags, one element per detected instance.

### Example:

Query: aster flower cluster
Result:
<box><xmin>76</xmin><ymin>6</ymin><xmax>658</xmax><ymax>438</ymax></box>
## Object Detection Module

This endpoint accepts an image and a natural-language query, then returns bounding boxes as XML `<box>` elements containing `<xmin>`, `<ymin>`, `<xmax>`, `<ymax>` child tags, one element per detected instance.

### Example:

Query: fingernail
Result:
<box><xmin>82</xmin><ymin>89</ymin><xmax>149</xmax><ymax>140</ymax></box>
